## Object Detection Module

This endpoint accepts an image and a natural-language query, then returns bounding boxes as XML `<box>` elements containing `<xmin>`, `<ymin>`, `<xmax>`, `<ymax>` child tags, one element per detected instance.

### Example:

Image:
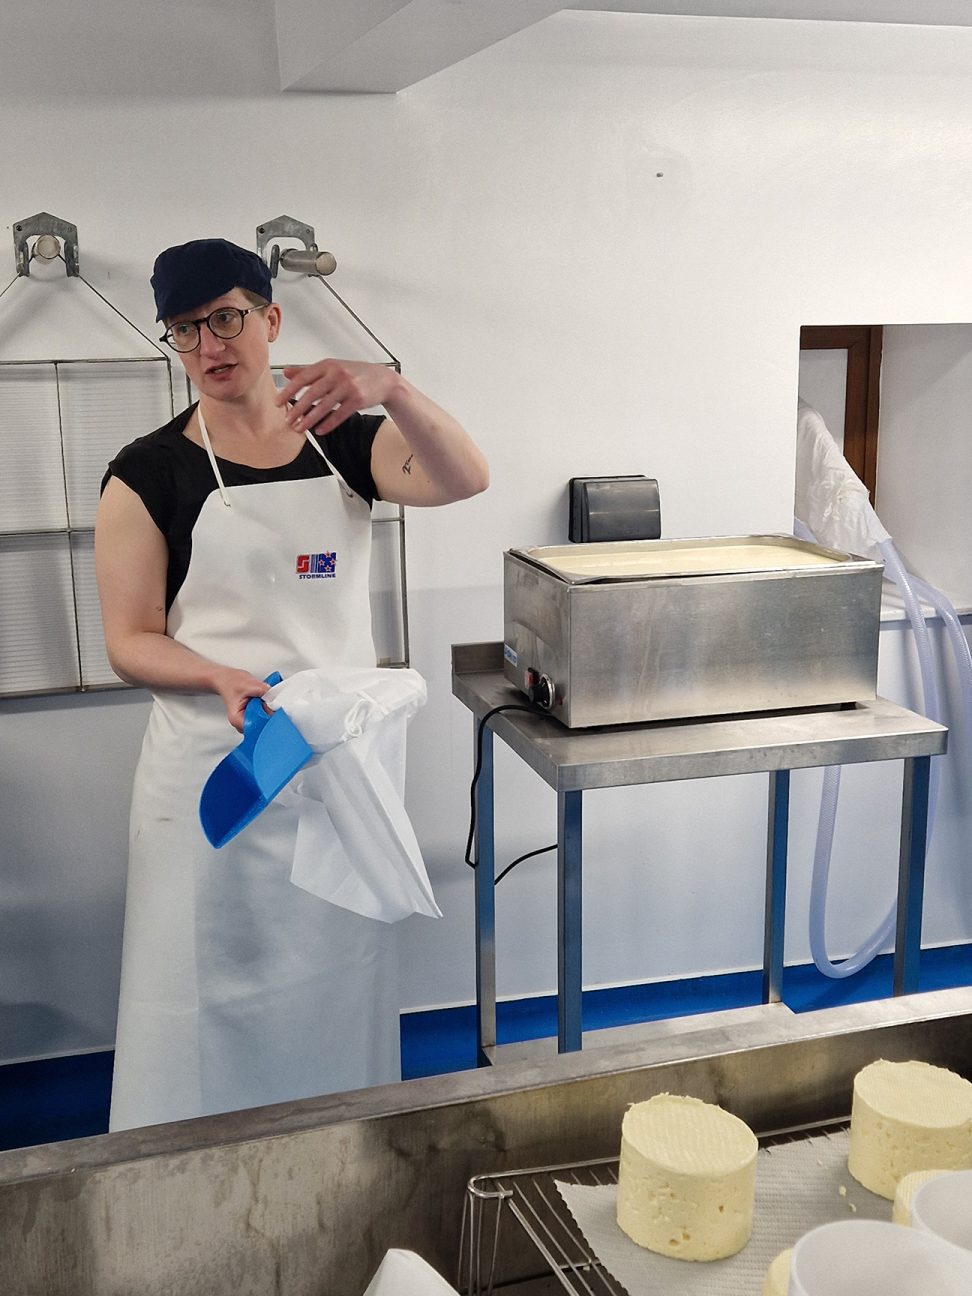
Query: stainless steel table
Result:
<box><xmin>452</xmin><ymin>642</ymin><xmax>948</xmax><ymax>1062</ymax></box>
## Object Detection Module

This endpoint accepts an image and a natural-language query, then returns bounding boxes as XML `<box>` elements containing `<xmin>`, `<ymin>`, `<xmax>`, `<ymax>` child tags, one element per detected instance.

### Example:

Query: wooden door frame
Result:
<box><xmin>799</xmin><ymin>325</ymin><xmax>883</xmax><ymax>501</ymax></box>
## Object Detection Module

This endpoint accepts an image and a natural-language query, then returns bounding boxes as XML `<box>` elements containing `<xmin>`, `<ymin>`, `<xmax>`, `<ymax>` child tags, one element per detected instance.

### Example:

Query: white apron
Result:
<box><xmin>109</xmin><ymin>416</ymin><xmax>400</xmax><ymax>1131</ymax></box>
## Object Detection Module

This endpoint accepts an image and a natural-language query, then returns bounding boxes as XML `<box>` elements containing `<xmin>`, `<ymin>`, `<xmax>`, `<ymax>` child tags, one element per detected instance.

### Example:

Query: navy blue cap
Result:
<box><xmin>151</xmin><ymin>238</ymin><xmax>273</xmax><ymax>321</ymax></box>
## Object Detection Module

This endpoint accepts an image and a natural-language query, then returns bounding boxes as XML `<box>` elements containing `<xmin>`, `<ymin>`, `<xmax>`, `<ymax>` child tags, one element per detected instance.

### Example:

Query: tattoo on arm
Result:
<box><xmin>402</xmin><ymin>454</ymin><xmax>414</xmax><ymax>476</ymax></box>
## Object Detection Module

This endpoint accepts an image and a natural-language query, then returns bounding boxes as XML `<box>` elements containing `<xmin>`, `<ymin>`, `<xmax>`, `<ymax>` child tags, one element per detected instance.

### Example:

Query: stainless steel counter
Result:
<box><xmin>452</xmin><ymin>643</ymin><xmax>947</xmax><ymax>1058</ymax></box>
<box><xmin>3</xmin><ymin>988</ymin><xmax>971</xmax><ymax>1295</ymax></box>
<box><xmin>452</xmin><ymin>642</ymin><xmax>945</xmax><ymax>790</ymax></box>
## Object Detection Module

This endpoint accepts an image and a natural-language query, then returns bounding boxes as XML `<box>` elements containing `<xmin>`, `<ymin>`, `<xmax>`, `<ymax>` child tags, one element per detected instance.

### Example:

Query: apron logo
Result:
<box><xmin>296</xmin><ymin>552</ymin><xmax>337</xmax><ymax>579</ymax></box>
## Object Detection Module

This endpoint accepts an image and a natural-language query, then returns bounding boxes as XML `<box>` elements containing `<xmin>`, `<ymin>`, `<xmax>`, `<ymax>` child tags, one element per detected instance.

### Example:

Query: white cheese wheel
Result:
<box><xmin>847</xmin><ymin>1060</ymin><xmax>972</xmax><ymax>1199</ymax></box>
<box><xmin>616</xmin><ymin>1093</ymin><xmax>758</xmax><ymax>1261</ymax></box>
<box><xmin>892</xmin><ymin>1168</ymin><xmax>952</xmax><ymax>1225</ymax></box>
<box><xmin>761</xmin><ymin>1247</ymin><xmax>792</xmax><ymax>1296</ymax></box>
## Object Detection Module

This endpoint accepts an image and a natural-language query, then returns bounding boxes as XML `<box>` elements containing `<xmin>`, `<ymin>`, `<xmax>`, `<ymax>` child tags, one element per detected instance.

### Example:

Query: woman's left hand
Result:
<box><xmin>275</xmin><ymin>359</ymin><xmax>398</xmax><ymax>437</ymax></box>
<box><xmin>275</xmin><ymin>358</ymin><xmax>489</xmax><ymax>507</ymax></box>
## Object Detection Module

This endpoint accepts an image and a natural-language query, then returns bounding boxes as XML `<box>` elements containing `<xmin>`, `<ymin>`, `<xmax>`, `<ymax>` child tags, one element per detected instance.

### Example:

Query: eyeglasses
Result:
<box><xmin>160</xmin><ymin>303</ymin><xmax>269</xmax><ymax>353</ymax></box>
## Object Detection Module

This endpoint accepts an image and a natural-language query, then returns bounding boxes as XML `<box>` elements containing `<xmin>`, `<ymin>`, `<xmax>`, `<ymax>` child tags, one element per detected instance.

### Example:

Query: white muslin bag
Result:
<box><xmin>266</xmin><ymin>666</ymin><xmax>442</xmax><ymax>923</ymax></box>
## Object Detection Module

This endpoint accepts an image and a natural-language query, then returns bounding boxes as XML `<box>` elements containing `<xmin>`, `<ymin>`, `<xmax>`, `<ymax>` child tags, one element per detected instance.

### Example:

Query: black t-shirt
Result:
<box><xmin>102</xmin><ymin>404</ymin><xmax>384</xmax><ymax>611</ymax></box>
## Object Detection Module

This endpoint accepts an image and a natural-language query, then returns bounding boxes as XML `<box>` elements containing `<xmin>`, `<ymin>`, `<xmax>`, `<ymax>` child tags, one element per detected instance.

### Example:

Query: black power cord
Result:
<box><xmin>464</xmin><ymin>703</ymin><xmax>557</xmax><ymax>886</ymax></box>
<box><xmin>494</xmin><ymin>843</ymin><xmax>557</xmax><ymax>886</ymax></box>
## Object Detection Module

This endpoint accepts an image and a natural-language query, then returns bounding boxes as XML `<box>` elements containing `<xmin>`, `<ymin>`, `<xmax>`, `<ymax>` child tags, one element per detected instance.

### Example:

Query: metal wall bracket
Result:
<box><xmin>13</xmin><ymin>213</ymin><xmax>80</xmax><ymax>278</ymax></box>
<box><xmin>255</xmin><ymin>214</ymin><xmax>399</xmax><ymax>371</ymax></box>
<box><xmin>256</xmin><ymin>215</ymin><xmax>336</xmax><ymax>278</ymax></box>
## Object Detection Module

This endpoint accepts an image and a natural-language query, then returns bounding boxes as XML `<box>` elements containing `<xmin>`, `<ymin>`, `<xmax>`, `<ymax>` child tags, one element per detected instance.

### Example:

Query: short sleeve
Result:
<box><xmin>102</xmin><ymin>434</ymin><xmax>177</xmax><ymax>536</ymax></box>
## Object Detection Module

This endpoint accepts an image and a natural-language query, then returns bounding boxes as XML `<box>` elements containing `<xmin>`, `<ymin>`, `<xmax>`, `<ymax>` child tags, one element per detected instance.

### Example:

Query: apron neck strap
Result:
<box><xmin>195</xmin><ymin>405</ymin><xmax>232</xmax><ymax>508</ymax></box>
<box><xmin>303</xmin><ymin>429</ymin><xmax>352</xmax><ymax>495</ymax></box>
<box><xmin>195</xmin><ymin>404</ymin><xmax>354</xmax><ymax>504</ymax></box>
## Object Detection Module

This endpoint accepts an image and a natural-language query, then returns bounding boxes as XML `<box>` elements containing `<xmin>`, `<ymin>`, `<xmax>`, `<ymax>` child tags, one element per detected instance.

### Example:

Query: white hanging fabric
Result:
<box><xmin>795</xmin><ymin>398</ymin><xmax>890</xmax><ymax>560</ymax></box>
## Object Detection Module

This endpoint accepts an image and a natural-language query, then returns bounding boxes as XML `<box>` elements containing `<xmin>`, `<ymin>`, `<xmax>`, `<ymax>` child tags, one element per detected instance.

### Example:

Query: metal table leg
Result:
<box><xmin>894</xmin><ymin>754</ymin><xmax>931</xmax><ymax>996</ymax></box>
<box><xmin>763</xmin><ymin>769</ymin><xmax>790</xmax><ymax>1004</ymax></box>
<box><xmin>474</xmin><ymin>724</ymin><xmax>496</xmax><ymax>1064</ymax></box>
<box><xmin>557</xmin><ymin>790</ymin><xmax>584</xmax><ymax>1052</ymax></box>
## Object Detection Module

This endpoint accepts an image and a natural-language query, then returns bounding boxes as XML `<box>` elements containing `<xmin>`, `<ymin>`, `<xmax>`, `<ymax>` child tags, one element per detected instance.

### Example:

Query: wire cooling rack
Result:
<box><xmin>460</xmin><ymin>1156</ymin><xmax>624</xmax><ymax>1296</ymax></box>
<box><xmin>457</xmin><ymin>1122</ymin><xmax>856</xmax><ymax>1296</ymax></box>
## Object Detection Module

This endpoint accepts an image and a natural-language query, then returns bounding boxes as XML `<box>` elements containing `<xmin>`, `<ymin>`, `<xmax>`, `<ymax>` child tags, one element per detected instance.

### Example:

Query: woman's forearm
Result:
<box><xmin>380</xmin><ymin>375</ymin><xmax>490</xmax><ymax>503</ymax></box>
<box><xmin>108</xmin><ymin>630</ymin><xmax>267</xmax><ymax>731</ymax></box>
<box><xmin>108</xmin><ymin>628</ymin><xmax>221</xmax><ymax>692</ymax></box>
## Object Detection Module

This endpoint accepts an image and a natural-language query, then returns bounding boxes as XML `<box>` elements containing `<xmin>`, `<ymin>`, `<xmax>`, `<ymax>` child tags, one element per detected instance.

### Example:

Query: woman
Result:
<box><xmin>96</xmin><ymin>238</ymin><xmax>488</xmax><ymax>1130</ymax></box>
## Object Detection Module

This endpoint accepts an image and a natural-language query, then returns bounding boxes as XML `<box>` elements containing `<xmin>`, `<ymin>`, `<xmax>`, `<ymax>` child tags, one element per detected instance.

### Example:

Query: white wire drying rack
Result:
<box><xmin>0</xmin><ymin>212</ymin><xmax>175</xmax><ymax>698</ymax></box>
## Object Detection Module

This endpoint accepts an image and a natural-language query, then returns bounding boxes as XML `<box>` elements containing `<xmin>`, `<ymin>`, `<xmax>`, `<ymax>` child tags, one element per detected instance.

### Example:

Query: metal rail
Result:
<box><xmin>2</xmin><ymin>989</ymin><xmax>971</xmax><ymax>1295</ymax></box>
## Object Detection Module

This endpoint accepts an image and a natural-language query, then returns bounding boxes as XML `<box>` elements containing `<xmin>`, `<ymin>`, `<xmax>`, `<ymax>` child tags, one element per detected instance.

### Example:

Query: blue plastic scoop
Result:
<box><xmin>199</xmin><ymin>672</ymin><xmax>313</xmax><ymax>848</ymax></box>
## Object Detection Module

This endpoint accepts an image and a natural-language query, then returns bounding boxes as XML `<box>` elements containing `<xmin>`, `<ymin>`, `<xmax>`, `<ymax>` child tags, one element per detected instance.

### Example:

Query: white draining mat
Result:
<box><xmin>555</xmin><ymin>1129</ymin><xmax>888</xmax><ymax>1296</ymax></box>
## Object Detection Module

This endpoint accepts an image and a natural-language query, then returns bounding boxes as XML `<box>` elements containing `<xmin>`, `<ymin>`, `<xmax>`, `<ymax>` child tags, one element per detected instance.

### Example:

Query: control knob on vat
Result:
<box><xmin>525</xmin><ymin>668</ymin><xmax>555</xmax><ymax>711</ymax></box>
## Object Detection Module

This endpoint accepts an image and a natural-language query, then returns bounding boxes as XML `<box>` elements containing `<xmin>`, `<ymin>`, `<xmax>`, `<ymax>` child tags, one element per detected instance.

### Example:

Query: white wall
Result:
<box><xmin>877</xmin><ymin>324</ymin><xmax>972</xmax><ymax>607</ymax></box>
<box><xmin>2</xmin><ymin>12</ymin><xmax>972</xmax><ymax>1066</ymax></box>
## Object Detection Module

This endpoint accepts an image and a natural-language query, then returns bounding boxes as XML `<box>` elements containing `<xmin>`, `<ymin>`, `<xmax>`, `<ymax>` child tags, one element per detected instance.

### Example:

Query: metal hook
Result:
<box><xmin>13</xmin><ymin>213</ymin><xmax>80</xmax><ymax>278</ymax></box>
<box><xmin>256</xmin><ymin>215</ymin><xmax>337</xmax><ymax>278</ymax></box>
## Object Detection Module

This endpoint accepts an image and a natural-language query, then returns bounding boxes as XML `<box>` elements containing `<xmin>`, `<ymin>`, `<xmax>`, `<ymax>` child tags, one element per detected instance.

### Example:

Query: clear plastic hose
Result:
<box><xmin>806</xmin><ymin>539</ymin><xmax>951</xmax><ymax>977</ymax></box>
<box><xmin>910</xmin><ymin>574</ymin><xmax>972</xmax><ymax>772</ymax></box>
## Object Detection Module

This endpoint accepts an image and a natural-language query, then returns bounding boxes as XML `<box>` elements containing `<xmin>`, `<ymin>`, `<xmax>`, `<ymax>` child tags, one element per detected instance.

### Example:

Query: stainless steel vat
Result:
<box><xmin>503</xmin><ymin>535</ymin><xmax>883</xmax><ymax>727</ymax></box>
<box><xmin>2</xmin><ymin>988</ymin><xmax>971</xmax><ymax>1294</ymax></box>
